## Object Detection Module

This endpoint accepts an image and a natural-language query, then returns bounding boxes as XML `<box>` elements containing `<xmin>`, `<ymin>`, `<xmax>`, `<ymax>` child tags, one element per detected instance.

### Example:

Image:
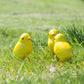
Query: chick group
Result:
<box><xmin>48</xmin><ymin>29</ymin><xmax>73</xmax><ymax>64</ymax></box>
<box><xmin>13</xmin><ymin>29</ymin><xmax>73</xmax><ymax>64</ymax></box>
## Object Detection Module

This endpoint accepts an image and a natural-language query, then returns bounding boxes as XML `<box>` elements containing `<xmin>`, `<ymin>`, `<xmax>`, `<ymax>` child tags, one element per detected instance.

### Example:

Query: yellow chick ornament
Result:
<box><xmin>13</xmin><ymin>33</ymin><xmax>32</xmax><ymax>61</ymax></box>
<box><xmin>54</xmin><ymin>33</ymin><xmax>73</xmax><ymax>65</ymax></box>
<box><xmin>48</xmin><ymin>29</ymin><xmax>58</xmax><ymax>59</ymax></box>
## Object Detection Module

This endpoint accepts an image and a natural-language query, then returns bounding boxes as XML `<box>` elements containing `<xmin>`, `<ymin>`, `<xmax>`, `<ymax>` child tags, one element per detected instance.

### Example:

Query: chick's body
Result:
<box><xmin>54</xmin><ymin>33</ymin><xmax>73</xmax><ymax>62</ymax></box>
<box><xmin>13</xmin><ymin>33</ymin><xmax>32</xmax><ymax>61</ymax></box>
<box><xmin>54</xmin><ymin>42</ymin><xmax>73</xmax><ymax>61</ymax></box>
<box><xmin>48</xmin><ymin>38</ymin><xmax>54</xmax><ymax>53</ymax></box>
<box><xmin>48</xmin><ymin>29</ymin><xmax>58</xmax><ymax>59</ymax></box>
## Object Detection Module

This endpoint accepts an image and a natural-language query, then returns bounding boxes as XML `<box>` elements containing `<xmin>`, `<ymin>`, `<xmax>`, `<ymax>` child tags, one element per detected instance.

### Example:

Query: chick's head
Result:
<box><xmin>54</xmin><ymin>33</ymin><xmax>66</xmax><ymax>43</ymax></box>
<box><xmin>48</xmin><ymin>29</ymin><xmax>58</xmax><ymax>39</ymax></box>
<box><xmin>19</xmin><ymin>33</ymin><xmax>31</xmax><ymax>43</ymax></box>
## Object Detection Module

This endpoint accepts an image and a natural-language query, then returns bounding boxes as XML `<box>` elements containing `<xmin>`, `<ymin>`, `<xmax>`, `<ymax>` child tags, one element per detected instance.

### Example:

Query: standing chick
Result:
<box><xmin>48</xmin><ymin>29</ymin><xmax>58</xmax><ymax>59</ymax></box>
<box><xmin>54</xmin><ymin>33</ymin><xmax>73</xmax><ymax>65</ymax></box>
<box><xmin>13</xmin><ymin>33</ymin><xmax>32</xmax><ymax>61</ymax></box>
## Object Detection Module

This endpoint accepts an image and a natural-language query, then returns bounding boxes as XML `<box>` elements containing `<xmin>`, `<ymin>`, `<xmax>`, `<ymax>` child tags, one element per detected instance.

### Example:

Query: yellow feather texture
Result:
<box><xmin>13</xmin><ymin>33</ymin><xmax>32</xmax><ymax>60</ymax></box>
<box><xmin>54</xmin><ymin>33</ymin><xmax>73</xmax><ymax>61</ymax></box>
<box><xmin>48</xmin><ymin>29</ymin><xmax>58</xmax><ymax>59</ymax></box>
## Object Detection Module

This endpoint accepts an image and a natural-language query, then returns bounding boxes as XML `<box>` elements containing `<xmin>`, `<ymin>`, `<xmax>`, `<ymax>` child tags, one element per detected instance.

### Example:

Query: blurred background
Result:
<box><xmin>0</xmin><ymin>0</ymin><xmax>84</xmax><ymax>30</ymax></box>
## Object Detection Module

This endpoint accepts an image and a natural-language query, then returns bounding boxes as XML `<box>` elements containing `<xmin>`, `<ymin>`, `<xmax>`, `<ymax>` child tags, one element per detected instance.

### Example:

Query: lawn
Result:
<box><xmin>0</xmin><ymin>0</ymin><xmax>84</xmax><ymax>84</ymax></box>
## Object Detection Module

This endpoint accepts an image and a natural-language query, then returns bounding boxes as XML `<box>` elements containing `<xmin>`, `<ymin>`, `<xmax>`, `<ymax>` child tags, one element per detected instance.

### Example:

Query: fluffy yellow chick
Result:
<box><xmin>13</xmin><ymin>33</ymin><xmax>32</xmax><ymax>61</ymax></box>
<box><xmin>48</xmin><ymin>29</ymin><xmax>58</xmax><ymax>59</ymax></box>
<box><xmin>54</xmin><ymin>33</ymin><xmax>73</xmax><ymax>64</ymax></box>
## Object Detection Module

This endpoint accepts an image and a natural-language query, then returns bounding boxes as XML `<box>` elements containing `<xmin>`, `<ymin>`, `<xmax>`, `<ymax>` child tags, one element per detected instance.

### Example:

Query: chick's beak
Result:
<box><xmin>51</xmin><ymin>33</ymin><xmax>56</xmax><ymax>36</ymax></box>
<box><xmin>27</xmin><ymin>36</ymin><xmax>31</xmax><ymax>40</ymax></box>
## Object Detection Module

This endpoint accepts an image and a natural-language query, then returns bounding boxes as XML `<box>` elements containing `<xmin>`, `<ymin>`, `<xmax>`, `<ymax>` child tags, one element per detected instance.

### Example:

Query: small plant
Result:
<box><xmin>63</xmin><ymin>25</ymin><xmax>84</xmax><ymax>46</ymax></box>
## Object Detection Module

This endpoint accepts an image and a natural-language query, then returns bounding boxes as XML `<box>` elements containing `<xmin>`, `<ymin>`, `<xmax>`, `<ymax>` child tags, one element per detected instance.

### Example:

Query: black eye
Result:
<box><xmin>22</xmin><ymin>37</ymin><xmax>24</xmax><ymax>40</ymax></box>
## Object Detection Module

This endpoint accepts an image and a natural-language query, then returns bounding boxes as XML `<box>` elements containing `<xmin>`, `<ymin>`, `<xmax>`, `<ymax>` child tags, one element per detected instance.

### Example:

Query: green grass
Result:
<box><xmin>0</xmin><ymin>0</ymin><xmax>84</xmax><ymax>84</ymax></box>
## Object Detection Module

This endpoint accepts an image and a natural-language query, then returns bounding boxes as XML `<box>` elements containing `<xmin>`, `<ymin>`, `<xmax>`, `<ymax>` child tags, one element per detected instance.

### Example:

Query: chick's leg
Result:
<box><xmin>51</xmin><ymin>53</ymin><xmax>53</xmax><ymax>59</ymax></box>
<box><xmin>22</xmin><ymin>59</ymin><xmax>24</xmax><ymax>62</ymax></box>
<box><xmin>28</xmin><ymin>57</ymin><xmax>31</xmax><ymax>62</ymax></box>
<box><xmin>58</xmin><ymin>60</ymin><xmax>61</xmax><ymax>66</ymax></box>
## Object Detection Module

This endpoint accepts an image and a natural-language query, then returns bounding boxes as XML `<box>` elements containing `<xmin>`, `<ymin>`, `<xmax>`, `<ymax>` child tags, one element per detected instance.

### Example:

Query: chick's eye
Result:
<box><xmin>22</xmin><ymin>37</ymin><xmax>24</xmax><ymax>40</ymax></box>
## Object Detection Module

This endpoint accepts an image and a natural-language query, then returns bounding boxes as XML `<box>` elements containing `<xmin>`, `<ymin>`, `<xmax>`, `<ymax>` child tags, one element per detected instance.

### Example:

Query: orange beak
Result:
<box><xmin>51</xmin><ymin>33</ymin><xmax>56</xmax><ymax>36</ymax></box>
<box><xmin>27</xmin><ymin>36</ymin><xmax>31</xmax><ymax>40</ymax></box>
